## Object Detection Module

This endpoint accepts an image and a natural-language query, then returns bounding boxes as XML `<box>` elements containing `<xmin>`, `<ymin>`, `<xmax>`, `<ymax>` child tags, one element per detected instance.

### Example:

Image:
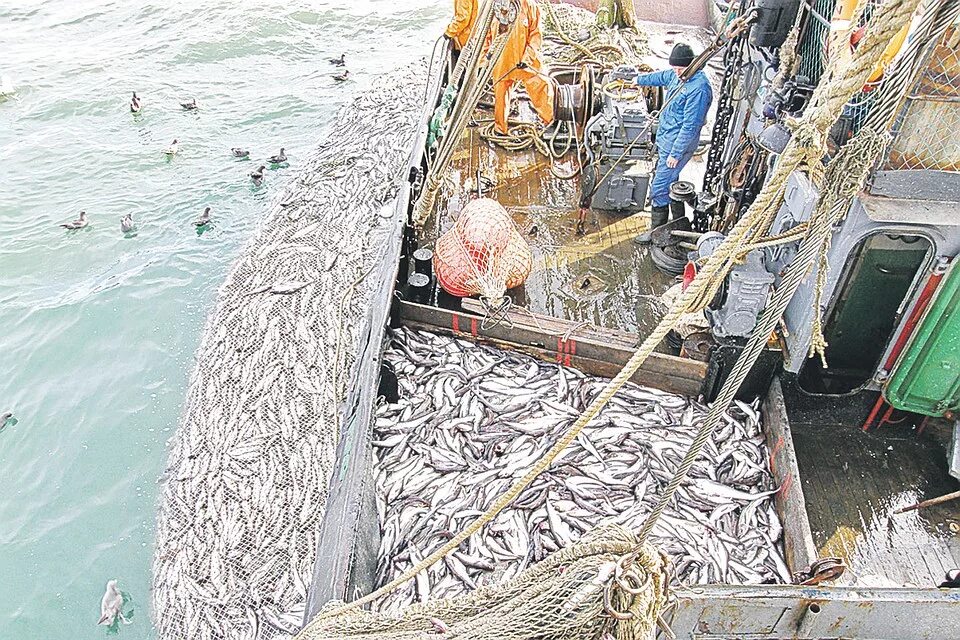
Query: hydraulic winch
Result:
<box><xmin>555</xmin><ymin>64</ymin><xmax>657</xmax><ymax>213</ymax></box>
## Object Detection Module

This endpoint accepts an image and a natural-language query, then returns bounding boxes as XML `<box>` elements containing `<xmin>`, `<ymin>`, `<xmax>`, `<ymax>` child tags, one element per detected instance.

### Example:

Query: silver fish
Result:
<box><xmin>372</xmin><ymin>327</ymin><xmax>790</xmax><ymax>612</ymax></box>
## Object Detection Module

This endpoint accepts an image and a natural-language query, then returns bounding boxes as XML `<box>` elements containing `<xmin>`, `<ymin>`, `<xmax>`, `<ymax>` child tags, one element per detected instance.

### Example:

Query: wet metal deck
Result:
<box><xmin>791</xmin><ymin>419</ymin><xmax>960</xmax><ymax>587</ymax></box>
<box><xmin>428</xmin><ymin>121</ymin><xmax>677</xmax><ymax>339</ymax></box>
<box><xmin>423</xmin><ymin>21</ymin><xmax>717</xmax><ymax>339</ymax></box>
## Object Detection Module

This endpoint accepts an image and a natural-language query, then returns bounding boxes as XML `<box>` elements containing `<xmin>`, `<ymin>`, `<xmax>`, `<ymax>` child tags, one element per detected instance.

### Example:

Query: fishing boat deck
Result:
<box><xmin>428</xmin><ymin>124</ymin><xmax>676</xmax><ymax>337</ymax></box>
<box><xmin>786</xmin><ymin>391</ymin><xmax>960</xmax><ymax>587</ymax></box>
<box><xmin>420</xmin><ymin>20</ymin><xmax>717</xmax><ymax>339</ymax></box>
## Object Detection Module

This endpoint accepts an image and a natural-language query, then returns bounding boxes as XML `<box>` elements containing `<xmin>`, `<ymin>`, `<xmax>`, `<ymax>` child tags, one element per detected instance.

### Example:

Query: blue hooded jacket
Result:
<box><xmin>635</xmin><ymin>69</ymin><xmax>713</xmax><ymax>159</ymax></box>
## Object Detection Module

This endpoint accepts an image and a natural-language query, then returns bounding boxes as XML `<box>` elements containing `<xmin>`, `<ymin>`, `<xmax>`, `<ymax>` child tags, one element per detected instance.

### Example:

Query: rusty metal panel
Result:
<box><xmin>761</xmin><ymin>378</ymin><xmax>817</xmax><ymax>574</ymax></box>
<box><xmin>663</xmin><ymin>585</ymin><xmax>960</xmax><ymax>639</ymax></box>
<box><xmin>913</xmin><ymin>29</ymin><xmax>960</xmax><ymax>99</ymax></box>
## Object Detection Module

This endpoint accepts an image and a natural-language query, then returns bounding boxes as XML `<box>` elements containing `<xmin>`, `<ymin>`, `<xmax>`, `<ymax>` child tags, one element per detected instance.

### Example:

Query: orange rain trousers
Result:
<box><xmin>488</xmin><ymin>0</ymin><xmax>555</xmax><ymax>134</ymax></box>
<box><xmin>445</xmin><ymin>0</ymin><xmax>478</xmax><ymax>50</ymax></box>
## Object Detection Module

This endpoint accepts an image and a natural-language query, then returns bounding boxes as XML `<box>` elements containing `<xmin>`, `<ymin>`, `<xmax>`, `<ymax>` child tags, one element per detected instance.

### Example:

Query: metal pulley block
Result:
<box><xmin>493</xmin><ymin>0</ymin><xmax>518</xmax><ymax>25</ymax></box>
<box><xmin>792</xmin><ymin>557</ymin><xmax>846</xmax><ymax>586</ymax></box>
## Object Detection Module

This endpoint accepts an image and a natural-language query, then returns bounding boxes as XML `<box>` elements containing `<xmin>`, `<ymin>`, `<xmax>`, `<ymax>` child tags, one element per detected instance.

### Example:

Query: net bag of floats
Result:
<box><xmin>434</xmin><ymin>198</ymin><xmax>533</xmax><ymax>304</ymax></box>
<box><xmin>297</xmin><ymin>524</ymin><xmax>669</xmax><ymax>640</ymax></box>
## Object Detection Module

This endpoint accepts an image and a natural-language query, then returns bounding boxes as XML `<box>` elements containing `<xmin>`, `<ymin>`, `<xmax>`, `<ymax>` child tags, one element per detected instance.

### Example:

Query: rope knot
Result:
<box><xmin>601</xmin><ymin>545</ymin><xmax>670</xmax><ymax>638</ymax></box>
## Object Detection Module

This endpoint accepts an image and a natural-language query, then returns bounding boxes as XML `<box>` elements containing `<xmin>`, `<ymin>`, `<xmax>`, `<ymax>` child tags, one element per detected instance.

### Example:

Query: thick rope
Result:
<box><xmin>413</xmin><ymin>24</ymin><xmax>515</xmax><ymax>226</ymax></box>
<box><xmin>450</xmin><ymin>0</ymin><xmax>498</xmax><ymax>89</ymax></box>
<box><xmin>299</xmin><ymin>0</ymin><xmax>924</xmax><ymax>630</ymax></box>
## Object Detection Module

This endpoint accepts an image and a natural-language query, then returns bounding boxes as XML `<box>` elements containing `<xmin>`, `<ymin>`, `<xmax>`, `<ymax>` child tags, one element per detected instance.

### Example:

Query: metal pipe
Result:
<box><xmin>895</xmin><ymin>489</ymin><xmax>960</xmax><ymax>513</ymax></box>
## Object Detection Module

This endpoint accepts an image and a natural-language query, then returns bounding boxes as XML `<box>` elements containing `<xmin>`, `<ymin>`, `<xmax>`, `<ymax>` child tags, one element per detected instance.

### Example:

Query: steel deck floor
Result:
<box><xmin>791</xmin><ymin>419</ymin><xmax>960</xmax><ymax>587</ymax></box>
<box><xmin>422</xmin><ymin>21</ymin><xmax>718</xmax><ymax>338</ymax></box>
<box><xmin>425</xmin><ymin>112</ymin><xmax>695</xmax><ymax>338</ymax></box>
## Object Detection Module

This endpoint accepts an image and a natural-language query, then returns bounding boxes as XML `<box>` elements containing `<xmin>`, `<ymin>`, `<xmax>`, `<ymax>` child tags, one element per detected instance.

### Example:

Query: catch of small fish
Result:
<box><xmin>151</xmin><ymin>63</ymin><xmax>427</xmax><ymax>640</ymax></box>
<box><xmin>372</xmin><ymin>327</ymin><xmax>790</xmax><ymax>612</ymax></box>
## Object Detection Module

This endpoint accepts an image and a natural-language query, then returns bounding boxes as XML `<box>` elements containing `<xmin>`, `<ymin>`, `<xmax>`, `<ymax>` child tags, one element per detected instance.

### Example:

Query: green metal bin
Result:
<box><xmin>885</xmin><ymin>261</ymin><xmax>960</xmax><ymax>416</ymax></box>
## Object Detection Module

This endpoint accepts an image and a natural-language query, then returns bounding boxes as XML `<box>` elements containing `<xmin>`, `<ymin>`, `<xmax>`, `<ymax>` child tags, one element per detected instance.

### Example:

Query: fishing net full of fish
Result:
<box><xmin>295</xmin><ymin>328</ymin><xmax>787</xmax><ymax>639</ymax></box>
<box><xmin>300</xmin><ymin>523</ymin><xmax>668</xmax><ymax>640</ymax></box>
<box><xmin>151</xmin><ymin>63</ymin><xmax>428</xmax><ymax>640</ymax></box>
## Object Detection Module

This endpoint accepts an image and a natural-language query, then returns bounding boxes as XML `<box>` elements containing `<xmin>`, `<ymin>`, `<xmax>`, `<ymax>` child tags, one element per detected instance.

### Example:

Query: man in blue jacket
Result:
<box><xmin>634</xmin><ymin>43</ymin><xmax>713</xmax><ymax>244</ymax></box>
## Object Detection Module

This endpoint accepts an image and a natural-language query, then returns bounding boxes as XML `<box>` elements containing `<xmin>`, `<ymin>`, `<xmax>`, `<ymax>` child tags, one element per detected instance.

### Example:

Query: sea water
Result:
<box><xmin>0</xmin><ymin>1</ymin><xmax>445</xmax><ymax>637</ymax></box>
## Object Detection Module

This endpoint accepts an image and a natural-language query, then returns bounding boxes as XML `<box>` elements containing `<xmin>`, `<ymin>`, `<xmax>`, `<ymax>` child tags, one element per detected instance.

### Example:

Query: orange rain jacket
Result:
<box><xmin>487</xmin><ymin>0</ymin><xmax>555</xmax><ymax>134</ymax></box>
<box><xmin>445</xmin><ymin>0</ymin><xmax>478</xmax><ymax>50</ymax></box>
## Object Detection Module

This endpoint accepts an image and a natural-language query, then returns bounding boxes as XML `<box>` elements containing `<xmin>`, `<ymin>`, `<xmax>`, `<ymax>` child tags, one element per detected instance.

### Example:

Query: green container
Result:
<box><xmin>885</xmin><ymin>262</ymin><xmax>960</xmax><ymax>416</ymax></box>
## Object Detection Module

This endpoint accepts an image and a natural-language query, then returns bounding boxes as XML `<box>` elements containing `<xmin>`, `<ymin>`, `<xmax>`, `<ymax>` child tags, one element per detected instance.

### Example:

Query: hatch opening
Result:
<box><xmin>798</xmin><ymin>232</ymin><xmax>932</xmax><ymax>395</ymax></box>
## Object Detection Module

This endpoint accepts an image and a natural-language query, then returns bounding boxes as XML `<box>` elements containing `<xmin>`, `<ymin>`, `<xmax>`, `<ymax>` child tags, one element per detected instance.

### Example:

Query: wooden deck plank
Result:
<box><xmin>397</xmin><ymin>299</ymin><xmax>707</xmax><ymax>397</ymax></box>
<box><xmin>761</xmin><ymin>378</ymin><xmax>817</xmax><ymax>574</ymax></box>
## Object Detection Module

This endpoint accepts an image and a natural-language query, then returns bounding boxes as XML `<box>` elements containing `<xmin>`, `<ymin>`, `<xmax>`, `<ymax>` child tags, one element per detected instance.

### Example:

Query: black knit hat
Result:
<box><xmin>669</xmin><ymin>43</ymin><xmax>695</xmax><ymax>67</ymax></box>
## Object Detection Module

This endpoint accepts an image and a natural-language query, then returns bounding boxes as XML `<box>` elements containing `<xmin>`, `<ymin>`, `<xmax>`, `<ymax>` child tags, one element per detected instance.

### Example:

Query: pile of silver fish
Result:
<box><xmin>152</xmin><ymin>62</ymin><xmax>428</xmax><ymax>640</ymax></box>
<box><xmin>373</xmin><ymin>328</ymin><xmax>789</xmax><ymax>612</ymax></box>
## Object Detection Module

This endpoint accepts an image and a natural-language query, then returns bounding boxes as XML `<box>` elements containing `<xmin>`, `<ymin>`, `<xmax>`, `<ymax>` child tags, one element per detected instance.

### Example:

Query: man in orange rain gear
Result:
<box><xmin>445</xmin><ymin>0</ymin><xmax>478</xmax><ymax>50</ymax></box>
<box><xmin>488</xmin><ymin>0</ymin><xmax>554</xmax><ymax>134</ymax></box>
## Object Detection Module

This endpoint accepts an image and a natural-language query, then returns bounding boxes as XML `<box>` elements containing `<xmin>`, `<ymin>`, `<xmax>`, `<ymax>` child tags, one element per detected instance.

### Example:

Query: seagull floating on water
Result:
<box><xmin>120</xmin><ymin>214</ymin><xmax>135</xmax><ymax>233</ymax></box>
<box><xmin>268</xmin><ymin>148</ymin><xmax>287</xmax><ymax>164</ymax></box>
<box><xmin>250</xmin><ymin>165</ymin><xmax>266</xmax><ymax>186</ymax></box>
<box><xmin>333</xmin><ymin>70</ymin><xmax>350</xmax><ymax>83</ymax></box>
<box><xmin>231</xmin><ymin>148</ymin><xmax>250</xmax><ymax>158</ymax></box>
<box><xmin>97</xmin><ymin>580</ymin><xmax>129</xmax><ymax>627</ymax></box>
<box><xmin>329</xmin><ymin>53</ymin><xmax>345</xmax><ymax>66</ymax></box>
<box><xmin>194</xmin><ymin>206</ymin><xmax>212</xmax><ymax>227</ymax></box>
<box><xmin>60</xmin><ymin>211</ymin><xmax>89</xmax><ymax>230</ymax></box>
<box><xmin>130</xmin><ymin>92</ymin><xmax>141</xmax><ymax>113</ymax></box>
<box><xmin>164</xmin><ymin>139</ymin><xmax>180</xmax><ymax>155</ymax></box>
<box><xmin>180</xmin><ymin>98</ymin><xmax>198</xmax><ymax>110</ymax></box>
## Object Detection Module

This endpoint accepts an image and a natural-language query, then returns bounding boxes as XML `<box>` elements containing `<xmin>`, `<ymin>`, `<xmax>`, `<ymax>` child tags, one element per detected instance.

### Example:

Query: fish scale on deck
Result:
<box><xmin>151</xmin><ymin>63</ymin><xmax>428</xmax><ymax>640</ymax></box>
<box><xmin>372</xmin><ymin>327</ymin><xmax>790</xmax><ymax>612</ymax></box>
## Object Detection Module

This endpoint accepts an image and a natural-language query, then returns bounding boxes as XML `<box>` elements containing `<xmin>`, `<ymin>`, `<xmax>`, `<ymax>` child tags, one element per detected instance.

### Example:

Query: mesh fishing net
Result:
<box><xmin>297</xmin><ymin>524</ymin><xmax>668</xmax><ymax>640</ymax></box>
<box><xmin>538</xmin><ymin>0</ymin><xmax>650</xmax><ymax>68</ymax></box>
<box><xmin>433</xmin><ymin>198</ymin><xmax>533</xmax><ymax>301</ymax></box>
<box><xmin>151</xmin><ymin>63</ymin><xmax>428</xmax><ymax>640</ymax></box>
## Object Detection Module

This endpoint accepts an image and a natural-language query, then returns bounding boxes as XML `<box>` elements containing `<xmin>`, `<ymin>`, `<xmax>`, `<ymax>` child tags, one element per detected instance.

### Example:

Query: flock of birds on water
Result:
<box><xmin>11</xmin><ymin>52</ymin><xmax>354</xmax><ymax>630</ymax></box>
<box><xmin>56</xmin><ymin>54</ymin><xmax>350</xmax><ymax>238</ymax></box>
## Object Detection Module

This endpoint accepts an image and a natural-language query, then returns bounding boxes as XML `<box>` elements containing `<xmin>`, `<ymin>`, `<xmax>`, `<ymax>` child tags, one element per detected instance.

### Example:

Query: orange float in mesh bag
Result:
<box><xmin>434</xmin><ymin>198</ymin><xmax>533</xmax><ymax>301</ymax></box>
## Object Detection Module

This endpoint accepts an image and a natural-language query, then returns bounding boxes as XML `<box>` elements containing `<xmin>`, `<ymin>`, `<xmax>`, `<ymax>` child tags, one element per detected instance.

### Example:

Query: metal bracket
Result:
<box><xmin>792</xmin><ymin>557</ymin><xmax>846</xmax><ymax>586</ymax></box>
<box><xmin>492</xmin><ymin>0</ymin><xmax>518</xmax><ymax>26</ymax></box>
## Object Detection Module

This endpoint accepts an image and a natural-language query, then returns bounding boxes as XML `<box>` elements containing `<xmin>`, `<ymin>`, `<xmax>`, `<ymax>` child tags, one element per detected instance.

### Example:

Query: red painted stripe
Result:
<box><xmin>556</xmin><ymin>338</ymin><xmax>575</xmax><ymax>367</ymax></box>
<box><xmin>470</xmin><ymin>318</ymin><xmax>478</xmax><ymax>337</ymax></box>
<box><xmin>883</xmin><ymin>270</ymin><xmax>945</xmax><ymax>371</ymax></box>
<box><xmin>780</xmin><ymin>473</ymin><xmax>794</xmax><ymax>496</ymax></box>
<box><xmin>769</xmin><ymin>436</ymin><xmax>784</xmax><ymax>476</ymax></box>
<box><xmin>770</xmin><ymin>435</ymin><xmax>784</xmax><ymax>458</ymax></box>
<box><xmin>452</xmin><ymin>314</ymin><xmax>460</xmax><ymax>333</ymax></box>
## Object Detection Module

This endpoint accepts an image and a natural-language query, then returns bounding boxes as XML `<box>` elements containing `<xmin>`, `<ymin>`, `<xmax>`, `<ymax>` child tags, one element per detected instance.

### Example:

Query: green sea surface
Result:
<box><xmin>0</xmin><ymin>1</ymin><xmax>445</xmax><ymax>637</ymax></box>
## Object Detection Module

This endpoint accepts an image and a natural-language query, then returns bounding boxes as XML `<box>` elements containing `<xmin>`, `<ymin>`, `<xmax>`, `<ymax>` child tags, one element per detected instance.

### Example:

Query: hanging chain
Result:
<box><xmin>701</xmin><ymin>26</ymin><xmax>749</xmax><ymax>211</ymax></box>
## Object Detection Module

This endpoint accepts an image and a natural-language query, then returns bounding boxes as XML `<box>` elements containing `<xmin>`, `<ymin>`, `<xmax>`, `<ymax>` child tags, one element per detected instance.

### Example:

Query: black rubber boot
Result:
<box><xmin>635</xmin><ymin>205</ymin><xmax>670</xmax><ymax>245</ymax></box>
